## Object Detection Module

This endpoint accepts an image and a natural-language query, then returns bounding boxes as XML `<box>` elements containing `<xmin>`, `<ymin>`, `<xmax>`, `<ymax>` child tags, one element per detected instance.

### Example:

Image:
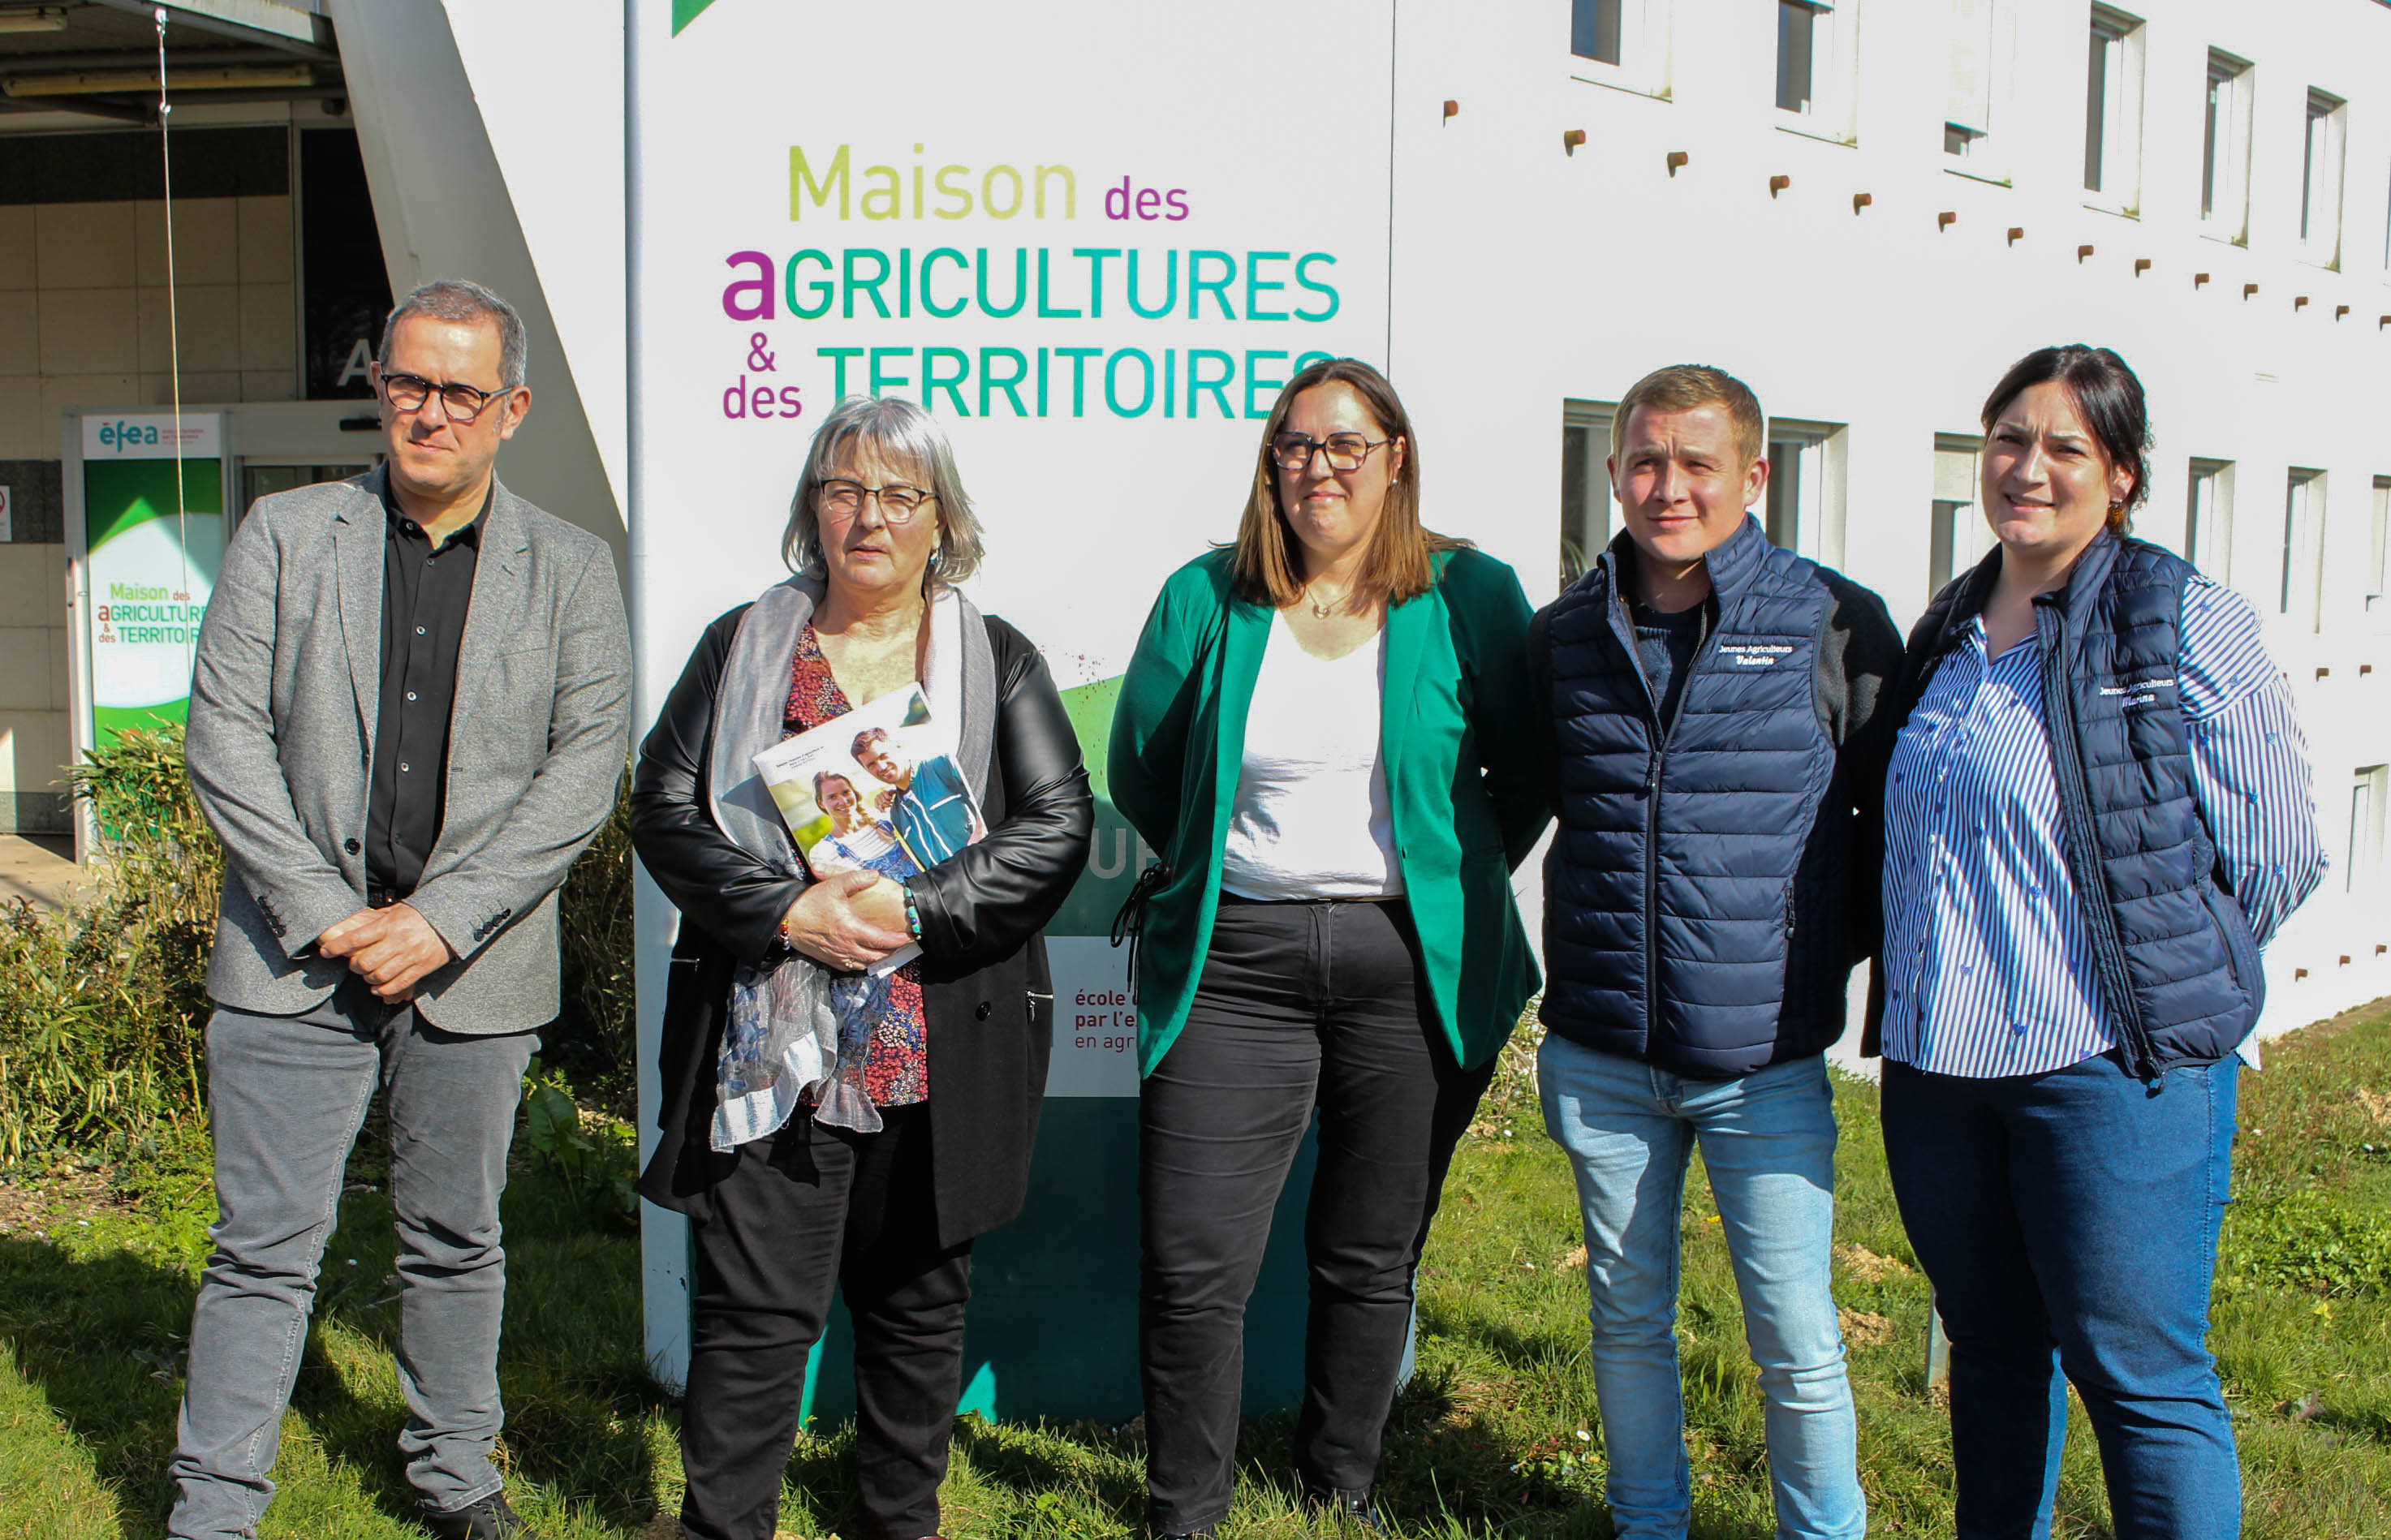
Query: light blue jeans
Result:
<box><xmin>1537</xmin><ymin>1037</ymin><xmax>1864</xmax><ymax>1540</ymax></box>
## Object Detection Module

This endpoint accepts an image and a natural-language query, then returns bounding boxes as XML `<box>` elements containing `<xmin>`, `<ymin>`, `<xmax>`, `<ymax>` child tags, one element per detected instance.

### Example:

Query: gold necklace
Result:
<box><xmin>1306</xmin><ymin>583</ymin><xmax>1354</xmax><ymax>619</ymax></box>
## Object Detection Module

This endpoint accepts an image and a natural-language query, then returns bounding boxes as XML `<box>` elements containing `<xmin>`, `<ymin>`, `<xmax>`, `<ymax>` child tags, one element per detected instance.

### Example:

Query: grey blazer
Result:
<box><xmin>186</xmin><ymin>465</ymin><xmax>632</xmax><ymax>1034</ymax></box>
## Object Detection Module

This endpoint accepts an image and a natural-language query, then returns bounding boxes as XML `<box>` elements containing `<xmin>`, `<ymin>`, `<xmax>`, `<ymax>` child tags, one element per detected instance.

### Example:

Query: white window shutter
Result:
<box><xmin>1948</xmin><ymin>0</ymin><xmax>1993</xmax><ymax>134</ymax></box>
<box><xmin>1933</xmin><ymin>449</ymin><xmax>1977</xmax><ymax>503</ymax></box>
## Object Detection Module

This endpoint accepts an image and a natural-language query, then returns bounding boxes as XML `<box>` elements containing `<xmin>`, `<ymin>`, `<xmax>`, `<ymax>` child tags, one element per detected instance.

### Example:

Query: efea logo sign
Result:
<box><xmin>80</xmin><ymin>413</ymin><xmax>222</xmax><ymax>459</ymax></box>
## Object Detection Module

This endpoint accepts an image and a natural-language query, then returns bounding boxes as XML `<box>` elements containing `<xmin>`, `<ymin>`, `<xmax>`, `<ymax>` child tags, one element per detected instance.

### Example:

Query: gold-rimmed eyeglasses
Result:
<box><xmin>816</xmin><ymin>479</ymin><xmax>937</xmax><ymax>523</ymax></box>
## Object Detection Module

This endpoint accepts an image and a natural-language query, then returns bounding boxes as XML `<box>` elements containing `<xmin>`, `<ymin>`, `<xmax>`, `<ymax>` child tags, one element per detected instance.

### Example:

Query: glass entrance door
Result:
<box><xmin>237</xmin><ymin>461</ymin><xmax>377</xmax><ymax>524</ymax></box>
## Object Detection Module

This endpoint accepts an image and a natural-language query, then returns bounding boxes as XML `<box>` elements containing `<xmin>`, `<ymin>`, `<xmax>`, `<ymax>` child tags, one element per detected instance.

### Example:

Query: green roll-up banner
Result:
<box><xmin>629</xmin><ymin>0</ymin><xmax>1403</xmax><ymax>1423</ymax></box>
<box><xmin>78</xmin><ymin>413</ymin><xmax>225</xmax><ymax>745</ymax></box>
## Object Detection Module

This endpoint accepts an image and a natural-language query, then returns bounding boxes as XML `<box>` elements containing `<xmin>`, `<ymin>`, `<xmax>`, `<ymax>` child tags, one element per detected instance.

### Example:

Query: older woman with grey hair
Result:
<box><xmin>631</xmin><ymin>395</ymin><xmax>1092</xmax><ymax>1540</ymax></box>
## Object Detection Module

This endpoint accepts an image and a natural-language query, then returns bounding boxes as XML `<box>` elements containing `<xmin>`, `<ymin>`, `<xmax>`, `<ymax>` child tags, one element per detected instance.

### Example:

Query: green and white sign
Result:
<box><xmin>630</xmin><ymin>0</ymin><xmax>1398</xmax><ymax>1417</ymax></box>
<box><xmin>78</xmin><ymin>413</ymin><xmax>224</xmax><ymax>743</ymax></box>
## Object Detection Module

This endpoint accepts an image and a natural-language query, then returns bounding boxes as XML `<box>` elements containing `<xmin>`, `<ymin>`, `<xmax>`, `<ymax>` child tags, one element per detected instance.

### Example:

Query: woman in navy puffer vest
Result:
<box><xmin>1868</xmin><ymin>346</ymin><xmax>2324</xmax><ymax>1540</ymax></box>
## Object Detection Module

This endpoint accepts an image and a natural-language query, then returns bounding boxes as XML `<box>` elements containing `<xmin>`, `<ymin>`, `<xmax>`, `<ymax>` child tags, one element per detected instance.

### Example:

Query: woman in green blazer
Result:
<box><xmin>1109</xmin><ymin>357</ymin><xmax>1549</xmax><ymax>1538</ymax></box>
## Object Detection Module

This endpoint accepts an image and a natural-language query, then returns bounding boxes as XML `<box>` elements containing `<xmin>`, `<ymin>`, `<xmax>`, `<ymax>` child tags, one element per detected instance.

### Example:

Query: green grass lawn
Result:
<box><xmin>4</xmin><ymin>1000</ymin><xmax>2390</xmax><ymax>1539</ymax></box>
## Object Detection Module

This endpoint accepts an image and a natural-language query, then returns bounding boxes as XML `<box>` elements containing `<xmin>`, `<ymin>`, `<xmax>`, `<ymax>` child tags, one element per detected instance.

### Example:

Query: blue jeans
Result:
<box><xmin>1881</xmin><ymin>1052</ymin><xmax>2241</xmax><ymax>1540</ymax></box>
<box><xmin>1537</xmin><ymin>1038</ymin><xmax>1864</xmax><ymax>1540</ymax></box>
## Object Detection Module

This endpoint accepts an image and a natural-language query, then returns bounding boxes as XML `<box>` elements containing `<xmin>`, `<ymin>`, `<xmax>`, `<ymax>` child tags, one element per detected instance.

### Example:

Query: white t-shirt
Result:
<box><xmin>1219</xmin><ymin>613</ymin><xmax>1402</xmax><ymax>901</ymax></box>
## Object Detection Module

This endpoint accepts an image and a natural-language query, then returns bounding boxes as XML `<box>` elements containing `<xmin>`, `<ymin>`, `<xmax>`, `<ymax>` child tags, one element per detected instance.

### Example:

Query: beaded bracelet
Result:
<box><xmin>902</xmin><ymin>884</ymin><xmax>923</xmax><ymax>940</ymax></box>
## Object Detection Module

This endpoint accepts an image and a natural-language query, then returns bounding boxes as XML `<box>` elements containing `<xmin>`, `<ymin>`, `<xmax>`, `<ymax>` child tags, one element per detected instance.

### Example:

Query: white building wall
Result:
<box><xmin>328</xmin><ymin>0</ymin><xmax>627</xmax><ymax>564</ymax></box>
<box><xmin>424</xmin><ymin>0</ymin><xmax>2391</xmax><ymax>1047</ymax></box>
<box><xmin>437</xmin><ymin>1</ymin><xmax>628</xmax><ymax>515</ymax></box>
<box><xmin>1383</xmin><ymin>0</ymin><xmax>2391</xmax><ymax>1043</ymax></box>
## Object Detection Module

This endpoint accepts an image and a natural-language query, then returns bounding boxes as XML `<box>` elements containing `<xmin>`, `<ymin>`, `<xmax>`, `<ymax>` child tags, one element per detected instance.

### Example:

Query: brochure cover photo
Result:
<box><xmin>751</xmin><ymin>684</ymin><xmax>986</xmax><ymax>888</ymax></box>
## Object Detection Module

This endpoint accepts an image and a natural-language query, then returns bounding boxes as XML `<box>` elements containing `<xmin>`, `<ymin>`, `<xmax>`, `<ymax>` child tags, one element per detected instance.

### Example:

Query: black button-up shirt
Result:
<box><xmin>366</xmin><ymin>485</ymin><xmax>487</xmax><ymax>898</ymax></box>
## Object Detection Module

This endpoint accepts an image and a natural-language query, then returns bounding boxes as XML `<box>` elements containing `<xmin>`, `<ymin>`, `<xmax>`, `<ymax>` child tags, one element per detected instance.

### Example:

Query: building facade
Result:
<box><xmin>2</xmin><ymin>0</ymin><xmax>2385</xmax><ymax>1050</ymax></box>
<box><xmin>1475</xmin><ymin>0</ymin><xmax>2391</xmax><ymax>1042</ymax></box>
<box><xmin>0</xmin><ymin>0</ymin><xmax>623</xmax><ymax>836</ymax></box>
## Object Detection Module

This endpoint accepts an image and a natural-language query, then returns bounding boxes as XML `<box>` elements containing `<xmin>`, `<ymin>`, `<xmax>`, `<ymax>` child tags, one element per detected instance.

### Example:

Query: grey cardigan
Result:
<box><xmin>185</xmin><ymin>465</ymin><xmax>632</xmax><ymax>1034</ymax></box>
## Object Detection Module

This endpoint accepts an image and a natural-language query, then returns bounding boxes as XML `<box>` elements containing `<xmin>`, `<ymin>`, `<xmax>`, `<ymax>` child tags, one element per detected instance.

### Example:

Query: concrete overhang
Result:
<box><xmin>0</xmin><ymin>0</ymin><xmax>338</xmax><ymax>127</ymax></box>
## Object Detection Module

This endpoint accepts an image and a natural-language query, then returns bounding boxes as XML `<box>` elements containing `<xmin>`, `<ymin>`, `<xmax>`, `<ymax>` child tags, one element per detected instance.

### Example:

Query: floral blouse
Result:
<box><xmin>785</xmin><ymin>626</ymin><xmax>928</xmax><ymax>1107</ymax></box>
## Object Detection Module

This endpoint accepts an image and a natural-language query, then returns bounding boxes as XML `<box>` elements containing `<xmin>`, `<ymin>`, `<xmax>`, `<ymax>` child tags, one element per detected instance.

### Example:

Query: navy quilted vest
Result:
<box><xmin>1869</xmin><ymin>535</ymin><xmax>2262</xmax><ymax>1076</ymax></box>
<box><xmin>1542</xmin><ymin>517</ymin><xmax>1855</xmax><ymax>1078</ymax></box>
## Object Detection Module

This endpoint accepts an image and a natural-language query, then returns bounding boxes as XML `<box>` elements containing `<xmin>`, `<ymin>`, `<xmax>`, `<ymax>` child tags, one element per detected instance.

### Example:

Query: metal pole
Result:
<box><xmin>1926</xmin><ymin>1292</ymin><xmax>1953</xmax><ymax>1392</ymax></box>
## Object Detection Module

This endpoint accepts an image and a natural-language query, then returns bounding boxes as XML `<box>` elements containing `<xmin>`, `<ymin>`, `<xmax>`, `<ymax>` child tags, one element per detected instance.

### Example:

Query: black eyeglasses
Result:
<box><xmin>1271</xmin><ymin>432</ymin><xmax>1392</xmax><ymax>472</ymax></box>
<box><xmin>380</xmin><ymin>371</ymin><xmax>516</xmax><ymax>422</ymax></box>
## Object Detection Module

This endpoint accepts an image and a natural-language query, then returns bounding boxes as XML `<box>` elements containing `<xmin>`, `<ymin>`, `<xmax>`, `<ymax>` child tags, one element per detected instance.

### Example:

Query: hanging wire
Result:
<box><xmin>153</xmin><ymin>7</ymin><xmax>194</xmax><ymax>641</ymax></box>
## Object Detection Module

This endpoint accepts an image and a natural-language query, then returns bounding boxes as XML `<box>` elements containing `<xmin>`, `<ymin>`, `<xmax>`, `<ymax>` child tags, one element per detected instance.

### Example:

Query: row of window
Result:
<box><xmin>2074</xmin><ymin>18</ymin><xmax>2352</xmax><ymax>263</ymax></box>
<box><xmin>2356</xmin><ymin>764</ymin><xmax>2388</xmax><ymax>897</ymax></box>
<box><xmin>1937</xmin><ymin>450</ymin><xmax>2391</xmax><ymax>636</ymax></box>
<box><xmin>1568</xmin><ymin>1</ymin><xmax>2380</xmax><ymax>269</ymax></box>
<box><xmin>1561</xmin><ymin>403</ymin><xmax>1843</xmax><ymax>579</ymax></box>
<box><xmin>1557</xmin><ymin>402</ymin><xmax>2391</xmax><ymax>639</ymax></box>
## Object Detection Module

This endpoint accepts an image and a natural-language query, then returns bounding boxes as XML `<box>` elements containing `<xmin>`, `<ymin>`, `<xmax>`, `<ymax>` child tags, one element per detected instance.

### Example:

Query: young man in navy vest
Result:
<box><xmin>1528</xmin><ymin>366</ymin><xmax>1902</xmax><ymax>1540</ymax></box>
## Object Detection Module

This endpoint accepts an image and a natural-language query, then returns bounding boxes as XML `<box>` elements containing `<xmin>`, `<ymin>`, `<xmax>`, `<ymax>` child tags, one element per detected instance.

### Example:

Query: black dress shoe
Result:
<box><xmin>1304</xmin><ymin>1486</ymin><xmax>1385</xmax><ymax>1530</ymax></box>
<box><xmin>420</xmin><ymin>1492</ymin><xmax>543</xmax><ymax>1539</ymax></box>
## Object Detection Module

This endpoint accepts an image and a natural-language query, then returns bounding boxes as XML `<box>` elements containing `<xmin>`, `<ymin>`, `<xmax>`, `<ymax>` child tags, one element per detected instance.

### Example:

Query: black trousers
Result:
<box><xmin>1137</xmin><ymin>896</ymin><xmax>1496</xmax><ymax>1534</ymax></box>
<box><xmin>679</xmin><ymin>1103</ymin><xmax>971</xmax><ymax>1540</ymax></box>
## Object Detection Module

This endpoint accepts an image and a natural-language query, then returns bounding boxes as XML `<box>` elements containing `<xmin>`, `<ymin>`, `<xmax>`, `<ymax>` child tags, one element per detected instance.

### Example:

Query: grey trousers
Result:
<box><xmin>166</xmin><ymin>983</ymin><xmax>536</xmax><ymax>1539</ymax></box>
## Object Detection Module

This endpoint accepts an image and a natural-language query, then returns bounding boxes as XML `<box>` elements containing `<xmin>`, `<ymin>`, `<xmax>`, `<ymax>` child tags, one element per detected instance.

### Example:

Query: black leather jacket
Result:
<box><xmin>631</xmin><ymin>602</ymin><xmax>1092</xmax><ymax>1245</ymax></box>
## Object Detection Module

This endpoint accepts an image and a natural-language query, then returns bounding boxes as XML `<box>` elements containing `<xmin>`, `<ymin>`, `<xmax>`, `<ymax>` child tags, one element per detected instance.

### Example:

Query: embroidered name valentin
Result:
<box><xmin>1719</xmin><ymin>642</ymin><xmax>1794</xmax><ymax>668</ymax></box>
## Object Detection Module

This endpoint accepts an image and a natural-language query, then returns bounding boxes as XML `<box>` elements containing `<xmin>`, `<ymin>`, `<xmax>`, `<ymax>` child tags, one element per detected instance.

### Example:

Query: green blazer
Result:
<box><xmin>1109</xmin><ymin>545</ymin><xmax>1549</xmax><ymax>1076</ymax></box>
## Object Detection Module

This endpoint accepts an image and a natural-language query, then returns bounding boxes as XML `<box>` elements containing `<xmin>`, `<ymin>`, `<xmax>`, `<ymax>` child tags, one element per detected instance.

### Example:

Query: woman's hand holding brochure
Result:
<box><xmin>778</xmin><ymin>868</ymin><xmax>911</xmax><ymax>974</ymax></box>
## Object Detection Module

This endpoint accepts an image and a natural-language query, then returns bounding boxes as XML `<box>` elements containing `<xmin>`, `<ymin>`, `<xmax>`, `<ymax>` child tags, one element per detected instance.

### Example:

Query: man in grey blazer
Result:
<box><xmin>172</xmin><ymin>279</ymin><xmax>631</xmax><ymax>1540</ymax></box>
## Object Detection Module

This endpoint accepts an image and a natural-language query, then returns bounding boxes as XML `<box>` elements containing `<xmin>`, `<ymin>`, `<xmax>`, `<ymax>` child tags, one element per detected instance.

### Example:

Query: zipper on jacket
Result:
<box><xmin>2036</xmin><ymin>599</ymin><xmax>2158</xmax><ymax>1080</ymax></box>
<box><xmin>1642</xmin><ymin>741</ymin><xmax>1665</xmax><ymax>1035</ymax></box>
<box><xmin>1612</xmin><ymin>566</ymin><xmax>1716</xmax><ymax>1050</ymax></box>
<box><xmin>1641</xmin><ymin>680</ymin><xmax>1705</xmax><ymax>1036</ymax></box>
<box><xmin>1606</xmin><ymin>567</ymin><xmax>1670</xmax><ymax>1039</ymax></box>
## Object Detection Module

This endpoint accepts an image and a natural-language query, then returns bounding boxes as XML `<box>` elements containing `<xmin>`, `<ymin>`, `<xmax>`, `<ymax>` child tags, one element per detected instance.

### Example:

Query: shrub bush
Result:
<box><xmin>550</xmin><ymin>783</ymin><xmax>638</xmax><ymax>1105</ymax></box>
<box><xmin>73</xmin><ymin>723</ymin><xmax>223</xmax><ymax>936</ymax></box>
<box><xmin>518</xmin><ymin>1057</ymin><xmax>640</xmax><ymax>1228</ymax></box>
<box><xmin>0</xmin><ymin>726</ymin><xmax>216</xmax><ymax>1164</ymax></box>
<box><xmin>0</xmin><ymin>729</ymin><xmax>639</xmax><ymax>1162</ymax></box>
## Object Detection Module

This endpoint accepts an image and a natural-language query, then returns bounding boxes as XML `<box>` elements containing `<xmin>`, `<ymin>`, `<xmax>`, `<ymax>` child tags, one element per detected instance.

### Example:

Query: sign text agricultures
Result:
<box><xmin>709</xmin><ymin>144</ymin><xmax>1350</xmax><ymax>425</ymax></box>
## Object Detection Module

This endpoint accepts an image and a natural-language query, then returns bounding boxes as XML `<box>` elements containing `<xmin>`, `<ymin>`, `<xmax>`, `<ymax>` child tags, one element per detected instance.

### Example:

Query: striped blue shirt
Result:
<box><xmin>892</xmin><ymin>754</ymin><xmax>976</xmax><ymax>867</ymax></box>
<box><xmin>1878</xmin><ymin>575</ymin><xmax>2324</xmax><ymax>1078</ymax></box>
